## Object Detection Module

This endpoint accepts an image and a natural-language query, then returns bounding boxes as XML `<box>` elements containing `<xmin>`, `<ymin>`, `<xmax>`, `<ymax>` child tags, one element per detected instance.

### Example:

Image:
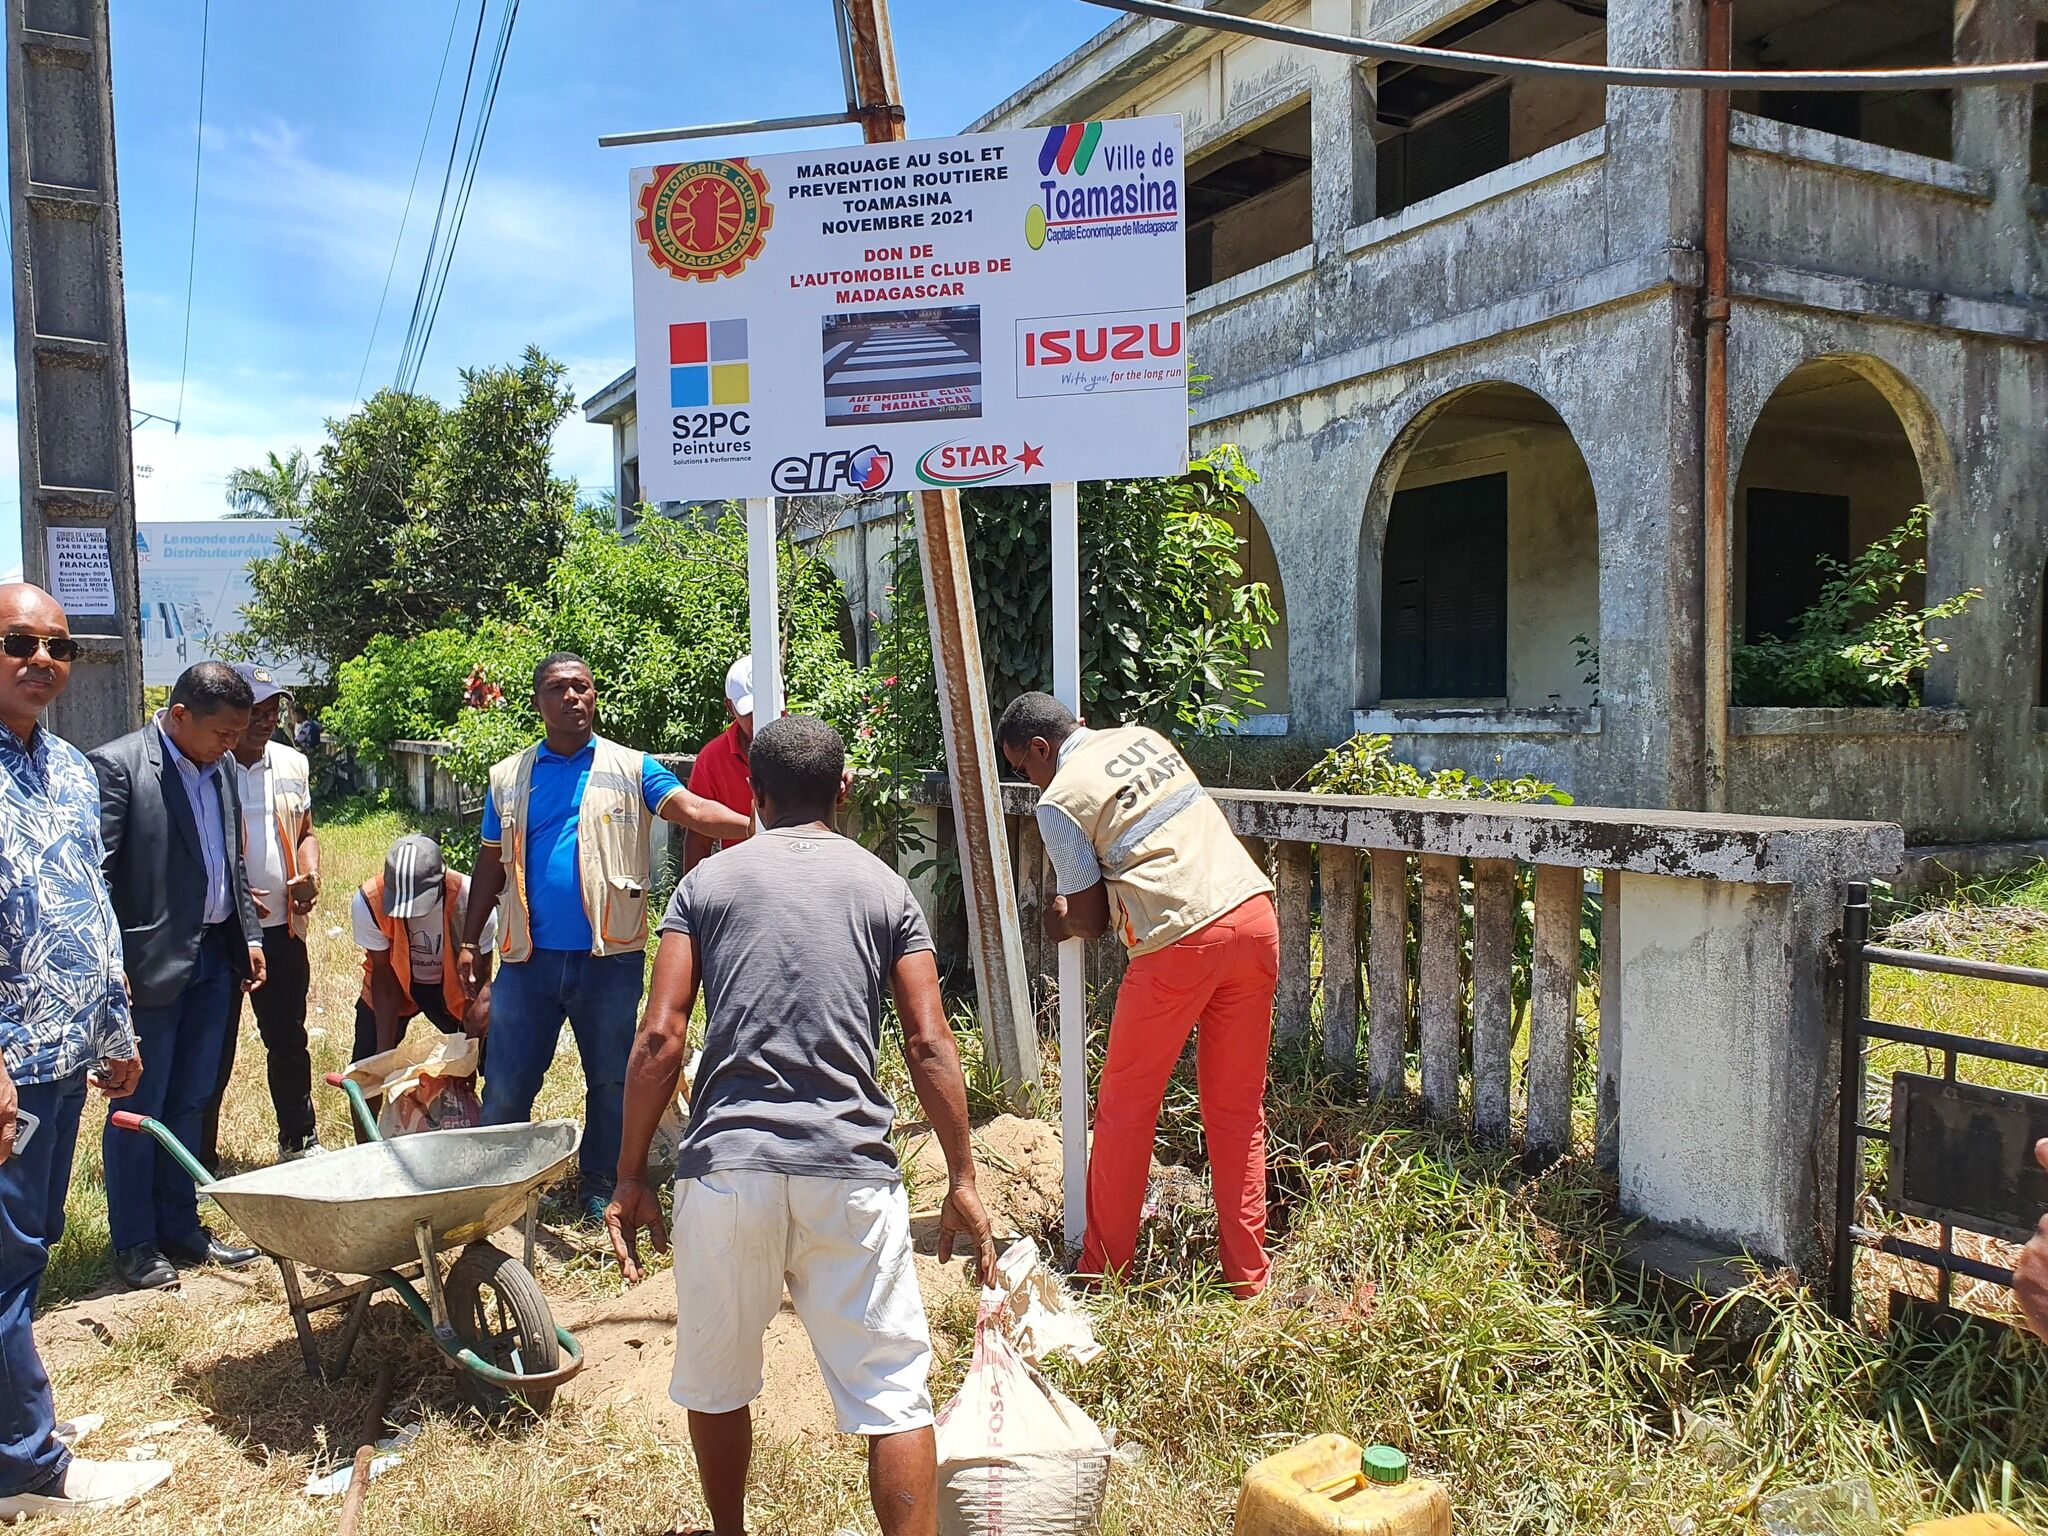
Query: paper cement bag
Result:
<box><xmin>990</xmin><ymin>1238</ymin><xmax>1102</xmax><ymax>1368</ymax></box>
<box><xmin>935</xmin><ymin>1296</ymin><xmax>1111</xmax><ymax>1536</ymax></box>
<box><xmin>344</xmin><ymin>1031</ymin><xmax>481</xmax><ymax>1137</ymax></box>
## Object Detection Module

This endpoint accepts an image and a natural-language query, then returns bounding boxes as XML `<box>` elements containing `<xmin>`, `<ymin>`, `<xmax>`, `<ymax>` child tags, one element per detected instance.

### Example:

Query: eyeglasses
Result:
<box><xmin>2</xmin><ymin>633</ymin><xmax>80</xmax><ymax>662</ymax></box>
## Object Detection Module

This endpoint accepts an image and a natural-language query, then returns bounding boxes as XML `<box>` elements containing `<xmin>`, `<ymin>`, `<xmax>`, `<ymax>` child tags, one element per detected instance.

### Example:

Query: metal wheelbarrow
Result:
<box><xmin>110</xmin><ymin>1073</ymin><xmax>586</xmax><ymax>1412</ymax></box>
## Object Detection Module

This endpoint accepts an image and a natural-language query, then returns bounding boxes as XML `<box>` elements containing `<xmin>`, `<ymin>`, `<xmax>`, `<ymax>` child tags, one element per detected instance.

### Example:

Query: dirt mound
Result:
<box><xmin>561</xmin><ymin>1115</ymin><xmax>1067</xmax><ymax>1444</ymax></box>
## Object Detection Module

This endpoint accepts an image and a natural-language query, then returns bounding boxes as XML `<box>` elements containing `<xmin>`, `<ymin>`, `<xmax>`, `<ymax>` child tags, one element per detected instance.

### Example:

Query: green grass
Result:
<box><xmin>36</xmin><ymin>835</ymin><xmax>2048</xmax><ymax>1534</ymax></box>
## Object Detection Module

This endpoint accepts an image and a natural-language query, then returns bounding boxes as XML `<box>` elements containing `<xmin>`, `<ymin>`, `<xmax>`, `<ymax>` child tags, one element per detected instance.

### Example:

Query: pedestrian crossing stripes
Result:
<box><xmin>820</xmin><ymin>309</ymin><xmax>983</xmax><ymax>427</ymax></box>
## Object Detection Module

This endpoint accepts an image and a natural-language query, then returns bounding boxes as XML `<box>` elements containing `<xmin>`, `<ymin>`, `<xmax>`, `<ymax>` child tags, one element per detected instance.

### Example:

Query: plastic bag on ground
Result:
<box><xmin>344</xmin><ymin>1031</ymin><xmax>481</xmax><ymax>1138</ymax></box>
<box><xmin>935</xmin><ymin>1294</ymin><xmax>1111</xmax><ymax>1536</ymax></box>
<box><xmin>989</xmin><ymin>1238</ymin><xmax>1101</xmax><ymax>1367</ymax></box>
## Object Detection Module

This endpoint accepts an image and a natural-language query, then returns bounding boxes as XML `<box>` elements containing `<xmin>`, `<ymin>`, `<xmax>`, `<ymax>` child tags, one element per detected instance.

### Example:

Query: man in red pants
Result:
<box><xmin>996</xmin><ymin>692</ymin><xmax>1278</xmax><ymax>1297</ymax></box>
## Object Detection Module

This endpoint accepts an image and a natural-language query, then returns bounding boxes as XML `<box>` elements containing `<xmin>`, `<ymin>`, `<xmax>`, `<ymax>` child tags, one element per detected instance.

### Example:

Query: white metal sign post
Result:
<box><xmin>627</xmin><ymin>113</ymin><xmax>1187</xmax><ymax>1248</ymax></box>
<box><xmin>1051</xmin><ymin>479</ymin><xmax>1087</xmax><ymax>1251</ymax></box>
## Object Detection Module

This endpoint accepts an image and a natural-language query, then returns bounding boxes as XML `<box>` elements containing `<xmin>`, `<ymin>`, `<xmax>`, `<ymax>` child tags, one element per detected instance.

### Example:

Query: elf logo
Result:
<box><xmin>1014</xmin><ymin>308</ymin><xmax>1187</xmax><ymax>400</ymax></box>
<box><xmin>770</xmin><ymin>445</ymin><xmax>892</xmax><ymax>494</ymax></box>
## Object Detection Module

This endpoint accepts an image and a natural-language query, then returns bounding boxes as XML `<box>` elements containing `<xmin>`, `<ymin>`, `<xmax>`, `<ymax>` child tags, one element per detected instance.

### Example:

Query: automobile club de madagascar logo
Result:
<box><xmin>637</xmin><ymin>160</ymin><xmax>774</xmax><ymax>282</ymax></box>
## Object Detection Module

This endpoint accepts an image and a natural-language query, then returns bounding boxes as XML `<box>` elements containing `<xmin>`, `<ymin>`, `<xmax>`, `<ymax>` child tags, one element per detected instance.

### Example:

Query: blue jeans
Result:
<box><xmin>1</xmin><ymin>1071</ymin><xmax>87</xmax><ymax>1498</ymax></box>
<box><xmin>480</xmin><ymin>950</ymin><xmax>643</xmax><ymax>1198</ymax></box>
<box><xmin>103</xmin><ymin>932</ymin><xmax>237</xmax><ymax>1252</ymax></box>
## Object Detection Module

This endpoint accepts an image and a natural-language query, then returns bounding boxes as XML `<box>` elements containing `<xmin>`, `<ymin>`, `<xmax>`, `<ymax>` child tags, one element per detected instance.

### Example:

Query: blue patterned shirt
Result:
<box><xmin>0</xmin><ymin>721</ymin><xmax>135</xmax><ymax>1085</ymax></box>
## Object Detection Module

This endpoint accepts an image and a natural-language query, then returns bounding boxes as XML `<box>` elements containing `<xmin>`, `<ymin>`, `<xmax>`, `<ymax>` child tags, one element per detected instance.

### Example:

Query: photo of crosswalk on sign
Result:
<box><xmin>629</xmin><ymin>116</ymin><xmax>1188</xmax><ymax>502</ymax></box>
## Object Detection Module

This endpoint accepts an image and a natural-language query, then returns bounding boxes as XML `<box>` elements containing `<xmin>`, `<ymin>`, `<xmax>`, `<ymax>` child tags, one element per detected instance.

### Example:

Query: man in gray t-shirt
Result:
<box><xmin>608</xmin><ymin>716</ymin><xmax>995</xmax><ymax>1536</ymax></box>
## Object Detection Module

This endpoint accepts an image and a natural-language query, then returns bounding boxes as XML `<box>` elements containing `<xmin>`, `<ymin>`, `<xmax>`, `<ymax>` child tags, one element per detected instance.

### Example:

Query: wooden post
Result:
<box><xmin>1272</xmin><ymin>841</ymin><xmax>1315</xmax><ymax>1048</ymax></box>
<box><xmin>1526</xmin><ymin>863</ymin><xmax>1581</xmax><ymax>1167</ymax></box>
<box><xmin>843</xmin><ymin>0</ymin><xmax>1038</xmax><ymax>1105</ymax></box>
<box><xmin>1318</xmin><ymin>846</ymin><xmax>1361</xmax><ymax>1073</ymax></box>
<box><xmin>1417</xmin><ymin>854</ymin><xmax>1462</xmax><ymax>1120</ymax></box>
<box><xmin>1366</xmin><ymin>848</ymin><xmax>1409</xmax><ymax>1098</ymax></box>
<box><xmin>1469</xmin><ymin>858</ymin><xmax>1516</xmax><ymax>1141</ymax></box>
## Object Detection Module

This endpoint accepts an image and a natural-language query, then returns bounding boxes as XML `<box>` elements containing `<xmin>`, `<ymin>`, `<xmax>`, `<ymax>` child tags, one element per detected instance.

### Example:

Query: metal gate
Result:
<box><xmin>1832</xmin><ymin>882</ymin><xmax>2048</xmax><ymax>1319</ymax></box>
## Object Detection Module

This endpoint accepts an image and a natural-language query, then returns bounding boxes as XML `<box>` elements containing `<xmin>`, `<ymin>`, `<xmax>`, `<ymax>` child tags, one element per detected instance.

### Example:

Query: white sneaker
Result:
<box><xmin>280</xmin><ymin>1141</ymin><xmax>328</xmax><ymax>1162</ymax></box>
<box><xmin>0</xmin><ymin>1456</ymin><xmax>172</xmax><ymax>1520</ymax></box>
<box><xmin>50</xmin><ymin>1415</ymin><xmax>101</xmax><ymax>1448</ymax></box>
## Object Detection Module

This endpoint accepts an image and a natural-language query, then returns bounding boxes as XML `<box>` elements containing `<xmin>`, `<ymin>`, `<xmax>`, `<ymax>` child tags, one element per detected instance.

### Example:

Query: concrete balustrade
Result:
<box><xmin>385</xmin><ymin>740</ymin><xmax>1900</xmax><ymax>1278</ymax></box>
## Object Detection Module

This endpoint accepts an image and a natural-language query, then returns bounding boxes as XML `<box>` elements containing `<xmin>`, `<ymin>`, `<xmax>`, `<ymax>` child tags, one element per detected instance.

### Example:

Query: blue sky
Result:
<box><xmin>0</xmin><ymin>0</ymin><xmax>1109</xmax><ymax>576</ymax></box>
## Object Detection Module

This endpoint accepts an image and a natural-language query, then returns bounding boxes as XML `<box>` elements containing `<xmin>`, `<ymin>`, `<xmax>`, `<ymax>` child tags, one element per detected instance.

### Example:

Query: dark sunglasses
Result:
<box><xmin>2</xmin><ymin>633</ymin><xmax>79</xmax><ymax>662</ymax></box>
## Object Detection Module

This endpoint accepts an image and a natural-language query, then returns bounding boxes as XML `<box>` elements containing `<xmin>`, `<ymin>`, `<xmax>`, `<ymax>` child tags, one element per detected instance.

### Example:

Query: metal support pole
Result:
<box><xmin>1831</xmin><ymin>881</ymin><xmax>1871</xmax><ymax>1320</ymax></box>
<box><xmin>745</xmin><ymin>496</ymin><xmax>783</xmax><ymax>724</ymax></box>
<box><xmin>843</xmin><ymin>0</ymin><xmax>1038</xmax><ymax>1104</ymax></box>
<box><xmin>8</xmin><ymin>0</ymin><xmax>143</xmax><ymax>748</ymax></box>
<box><xmin>1051</xmin><ymin>481</ymin><xmax>1086</xmax><ymax>1251</ymax></box>
<box><xmin>1700</xmin><ymin>0</ymin><xmax>1732</xmax><ymax>812</ymax></box>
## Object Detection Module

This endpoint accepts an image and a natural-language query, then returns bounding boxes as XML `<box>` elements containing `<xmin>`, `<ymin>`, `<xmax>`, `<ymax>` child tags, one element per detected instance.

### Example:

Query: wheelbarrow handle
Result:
<box><xmin>323</xmin><ymin>1073</ymin><xmax>382</xmax><ymax>1142</ymax></box>
<box><xmin>108</xmin><ymin>1111</ymin><xmax>215</xmax><ymax>1187</ymax></box>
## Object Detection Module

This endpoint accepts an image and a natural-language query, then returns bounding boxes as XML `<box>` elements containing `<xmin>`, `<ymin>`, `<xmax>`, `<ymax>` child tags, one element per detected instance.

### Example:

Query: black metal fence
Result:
<box><xmin>1833</xmin><ymin>882</ymin><xmax>2048</xmax><ymax>1319</ymax></box>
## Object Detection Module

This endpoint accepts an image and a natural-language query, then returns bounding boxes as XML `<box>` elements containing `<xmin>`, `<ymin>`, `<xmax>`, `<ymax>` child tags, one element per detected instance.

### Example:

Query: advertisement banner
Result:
<box><xmin>629</xmin><ymin>116</ymin><xmax>1188</xmax><ymax>502</ymax></box>
<box><xmin>136</xmin><ymin>520</ymin><xmax>308</xmax><ymax>687</ymax></box>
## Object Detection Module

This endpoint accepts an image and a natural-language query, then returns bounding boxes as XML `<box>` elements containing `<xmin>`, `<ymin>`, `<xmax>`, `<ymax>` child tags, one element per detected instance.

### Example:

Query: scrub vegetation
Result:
<box><xmin>36</xmin><ymin>811</ymin><xmax>2048</xmax><ymax>1534</ymax></box>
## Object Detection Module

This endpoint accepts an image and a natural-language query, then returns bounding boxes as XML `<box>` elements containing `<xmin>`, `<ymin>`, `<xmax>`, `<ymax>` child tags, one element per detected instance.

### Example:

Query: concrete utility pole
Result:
<box><xmin>6</xmin><ymin>0</ymin><xmax>143</xmax><ymax>748</ymax></box>
<box><xmin>842</xmin><ymin>0</ymin><xmax>1043</xmax><ymax>1104</ymax></box>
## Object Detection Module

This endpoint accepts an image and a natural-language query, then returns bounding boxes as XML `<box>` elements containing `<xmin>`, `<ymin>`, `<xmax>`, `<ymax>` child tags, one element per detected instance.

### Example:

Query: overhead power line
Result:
<box><xmin>355</xmin><ymin>0</ymin><xmax>468</xmax><ymax>403</ymax></box>
<box><xmin>1076</xmin><ymin>0</ymin><xmax>2048</xmax><ymax>90</ymax></box>
<box><xmin>394</xmin><ymin>0</ymin><xmax>521</xmax><ymax>397</ymax></box>
<box><xmin>172</xmin><ymin>0</ymin><xmax>211</xmax><ymax>433</ymax></box>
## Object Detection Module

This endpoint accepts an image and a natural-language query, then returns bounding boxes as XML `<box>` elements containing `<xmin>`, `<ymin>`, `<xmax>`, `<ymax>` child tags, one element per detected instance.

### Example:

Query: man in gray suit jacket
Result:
<box><xmin>90</xmin><ymin>663</ymin><xmax>266</xmax><ymax>1291</ymax></box>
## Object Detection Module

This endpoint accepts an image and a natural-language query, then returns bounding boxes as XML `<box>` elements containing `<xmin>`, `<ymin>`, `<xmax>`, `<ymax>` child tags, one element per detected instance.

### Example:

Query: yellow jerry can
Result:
<box><xmin>1234</xmin><ymin>1435</ymin><xmax>1451</xmax><ymax>1536</ymax></box>
<box><xmin>1905</xmin><ymin>1518</ymin><xmax>2029</xmax><ymax>1536</ymax></box>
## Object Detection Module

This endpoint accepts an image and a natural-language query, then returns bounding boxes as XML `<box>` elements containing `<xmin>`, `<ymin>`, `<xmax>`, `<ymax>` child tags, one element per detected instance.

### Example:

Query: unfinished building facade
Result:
<box><xmin>973</xmin><ymin>0</ymin><xmax>2048</xmax><ymax>845</ymax></box>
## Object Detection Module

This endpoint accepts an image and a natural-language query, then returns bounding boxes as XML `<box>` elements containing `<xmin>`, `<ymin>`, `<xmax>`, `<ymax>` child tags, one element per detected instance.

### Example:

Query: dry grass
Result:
<box><xmin>34</xmin><ymin>826</ymin><xmax>2048</xmax><ymax>1533</ymax></box>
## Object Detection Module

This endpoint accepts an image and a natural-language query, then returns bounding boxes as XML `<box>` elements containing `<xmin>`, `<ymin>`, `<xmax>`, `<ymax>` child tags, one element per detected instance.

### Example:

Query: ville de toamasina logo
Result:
<box><xmin>1024</xmin><ymin>122</ymin><xmax>1179</xmax><ymax>251</ymax></box>
<box><xmin>638</xmin><ymin>160</ymin><xmax>775</xmax><ymax>282</ymax></box>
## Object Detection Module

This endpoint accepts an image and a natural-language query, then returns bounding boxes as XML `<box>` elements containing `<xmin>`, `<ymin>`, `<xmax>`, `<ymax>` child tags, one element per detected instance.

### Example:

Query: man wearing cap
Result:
<box><xmin>460</xmin><ymin>653</ymin><xmax>748</xmax><ymax>1222</ymax></box>
<box><xmin>352</xmin><ymin>834</ymin><xmax>495</xmax><ymax>1061</ymax></box>
<box><xmin>202</xmin><ymin>664</ymin><xmax>320</xmax><ymax>1167</ymax></box>
<box><xmin>682</xmin><ymin>654</ymin><xmax>756</xmax><ymax>874</ymax></box>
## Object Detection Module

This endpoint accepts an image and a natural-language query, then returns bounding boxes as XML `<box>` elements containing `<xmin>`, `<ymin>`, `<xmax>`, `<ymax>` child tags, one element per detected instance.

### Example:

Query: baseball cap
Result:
<box><xmin>230</xmin><ymin>662</ymin><xmax>289</xmax><ymax>705</ymax></box>
<box><xmin>382</xmin><ymin>834</ymin><xmax>446</xmax><ymax>919</ymax></box>
<box><xmin>725</xmin><ymin>654</ymin><xmax>754</xmax><ymax>716</ymax></box>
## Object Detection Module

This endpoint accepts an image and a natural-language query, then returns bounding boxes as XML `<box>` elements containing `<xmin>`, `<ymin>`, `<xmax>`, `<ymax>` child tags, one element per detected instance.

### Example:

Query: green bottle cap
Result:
<box><xmin>1362</xmin><ymin>1446</ymin><xmax>1409</xmax><ymax>1485</ymax></box>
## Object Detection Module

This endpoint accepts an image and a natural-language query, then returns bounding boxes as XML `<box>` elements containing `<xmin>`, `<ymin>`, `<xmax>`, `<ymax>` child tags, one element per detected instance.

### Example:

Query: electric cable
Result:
<box><xmin>392</xmin><ymin>0</ymin><xmax>490</xmax><ymax>393</ymax></box>
<box><xmin>355</xmin><ymin>0</ymin><xmax>467</xmax><ymax>402</ymax></box>
<box><xmin>172</xmin><ymin>0</ymin><xmax>210</xmax><ymax>434</ymax></box>
<box><xmin>1075</xmin><ymin>0</ymin><xmax>2048</xmax><ymax>90</ymax></box>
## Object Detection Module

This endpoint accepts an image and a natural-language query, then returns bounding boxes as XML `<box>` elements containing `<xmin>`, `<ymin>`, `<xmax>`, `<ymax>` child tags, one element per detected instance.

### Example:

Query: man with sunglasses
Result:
<box><xmin>0</xmin><ymin>584</ymin><xmax>173</xmax><ymax>1517</ymax></box>
<box><xmin>91</xmin><ymin>662</ymin><xmax>266</xmax><ymax>1291</ymax></box>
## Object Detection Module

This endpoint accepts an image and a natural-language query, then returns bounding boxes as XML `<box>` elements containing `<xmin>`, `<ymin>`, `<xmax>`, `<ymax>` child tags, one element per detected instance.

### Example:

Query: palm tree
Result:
<box><xmin>224</xmin><ymin>449</ymin><xmax>312</xmax><ymax>519</ymax></box>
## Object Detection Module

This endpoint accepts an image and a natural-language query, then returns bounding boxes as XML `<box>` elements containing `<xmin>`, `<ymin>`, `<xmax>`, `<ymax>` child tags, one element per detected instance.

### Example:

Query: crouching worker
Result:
<box><xmin>608</xmin><ymin>716</ymin><xmax>997</xmax><ymax>1536</ymax></box>
<box><xmin>997</xmin><ymin>691</ymin><xmax>1279</xmax><ymax>1298</ymax></box>
<box><xmin>349</xmin><ymin>835</ymin><xmax>494</xmax><ymax>1119</ymax></box>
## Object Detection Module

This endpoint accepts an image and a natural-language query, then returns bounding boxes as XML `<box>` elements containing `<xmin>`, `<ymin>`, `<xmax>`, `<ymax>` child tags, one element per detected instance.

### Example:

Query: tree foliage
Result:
<box><xmin>1731</xmin><ymin>507</ymin><xmax>1982</xmax><ymax>708</ymax></box>
<box><xmin>326</xmin><ymin>510</ymin><xmax>857</xmax><ymax>784</ymax></box>
<box><xmin>223</xmin><ymin>448</ymin><xmax>311</xmax><ymax>519</ymax></box>
<box><xmin>240</xmin><ymin>348</ymin><xmax>577</xmax><ymax>678</ymax></box>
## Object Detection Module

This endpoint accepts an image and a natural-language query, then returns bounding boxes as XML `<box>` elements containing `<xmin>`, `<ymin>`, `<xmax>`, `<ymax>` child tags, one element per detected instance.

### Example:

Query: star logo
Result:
<box><xmin>1016</xmin><ymin>443</ymin><xmax>1045</xmax><ymax>474</ymax></box>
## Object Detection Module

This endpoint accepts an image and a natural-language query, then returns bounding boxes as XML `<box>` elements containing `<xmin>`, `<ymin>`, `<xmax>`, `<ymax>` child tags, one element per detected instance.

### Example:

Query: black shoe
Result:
<box><xmin>112</xmin><ymin>1244</ymin><xmax>180</xmax><ymax>1292</ymax></box>
<box><xmin>161</xmin><ymin>1230</ymin><xmax>259</xmax><ymax>1269</ymax></box>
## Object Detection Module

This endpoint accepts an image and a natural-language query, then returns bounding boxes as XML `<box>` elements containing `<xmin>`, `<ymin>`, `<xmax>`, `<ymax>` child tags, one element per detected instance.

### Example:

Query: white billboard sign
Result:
<box><xmin>629</xmin><ymin>116</ymin><xmax>1188</xmax><ymax>502</ymax></box>
<box><xmin>136</xmin><ymin>520</ymin><xmax>307</xmax><ymax>687</ymax></box>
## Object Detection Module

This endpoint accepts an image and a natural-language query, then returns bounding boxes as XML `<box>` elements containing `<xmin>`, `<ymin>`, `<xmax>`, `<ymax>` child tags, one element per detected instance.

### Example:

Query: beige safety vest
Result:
<box><xmin>1037</xmin><ymin>725</ymin><xmax>1272</xmax><ymax>958</ymax></box>
<box><xmin>488</xmin><ymin>735</ymin><xmax>657</xmax><ymax>961</ymax></box>
<box><xmin>257</xmin><ymin>742</ymin><xmax>315</xmax><ymax>940</ymax></box>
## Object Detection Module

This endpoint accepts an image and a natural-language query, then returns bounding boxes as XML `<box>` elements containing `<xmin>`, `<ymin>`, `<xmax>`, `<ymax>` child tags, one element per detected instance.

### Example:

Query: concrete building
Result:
<box><xmin>587</xmin><ymin>0</ymin><xmax>2048</xmax><ymax>846</ymax></box>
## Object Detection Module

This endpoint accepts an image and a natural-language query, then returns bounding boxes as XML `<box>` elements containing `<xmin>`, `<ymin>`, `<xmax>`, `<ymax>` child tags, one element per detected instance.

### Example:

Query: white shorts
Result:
<box><xmin>669</xmin><ymin>1168</ymin><xmax>934</xmax><ymax>1436</ymax></box>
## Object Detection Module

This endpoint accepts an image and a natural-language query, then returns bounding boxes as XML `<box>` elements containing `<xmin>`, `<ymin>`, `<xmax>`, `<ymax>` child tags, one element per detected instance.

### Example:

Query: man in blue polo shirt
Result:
<box><xmin>459</xmin><ymin>653</ymin><xmax>748</xmax><ymax>1220</ymax></box>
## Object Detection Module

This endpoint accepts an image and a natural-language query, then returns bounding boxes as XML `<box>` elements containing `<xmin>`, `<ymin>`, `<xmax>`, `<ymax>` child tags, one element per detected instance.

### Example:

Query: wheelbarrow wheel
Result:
<box><xmin>444</xmin><ymin>1242</ymin><xmax>560</xmax><ymax>1415</ymax></box>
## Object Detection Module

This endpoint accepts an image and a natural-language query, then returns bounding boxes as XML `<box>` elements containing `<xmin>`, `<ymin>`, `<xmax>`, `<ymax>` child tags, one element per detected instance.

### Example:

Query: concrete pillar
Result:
<box><xmin>1952</xmin><ymin>0</ymin><xmax>2039</xmax><ymax>298</ymax></box>
<box><xmin>1309</xmin><ymin>0</ymin><xmax>1375</xmax><ymax>246</ymax></box>
<box><xmin>1614</xmin><ymin>870</ymin><xmax>1845</xmax><ymax>1271</ymax></box>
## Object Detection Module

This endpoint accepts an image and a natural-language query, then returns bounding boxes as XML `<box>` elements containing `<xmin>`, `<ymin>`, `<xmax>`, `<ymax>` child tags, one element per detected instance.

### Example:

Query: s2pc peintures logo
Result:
<box><xmin>1024</xmin><ymin>122</ymin><xmax>1180</xmax><ymax>251</ymax></box>
<box><xmin>637</xmin><ymin>160</ymin><xmax>775</xmax><ymax>282</ymax></box>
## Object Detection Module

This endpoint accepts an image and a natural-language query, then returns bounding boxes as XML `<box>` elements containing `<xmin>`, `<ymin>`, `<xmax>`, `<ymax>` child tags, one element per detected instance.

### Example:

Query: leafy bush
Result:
<box><xmin>327</xmin><ymin>625</ymin><xmax>520</xmax><ymax>767</ymax></box>
<box><xmin>1304</xmin><ymin>732</ymin><xmax>1573</xmax><ymax>805</ymax></box>
<box><xmin>1731</xmin><ymin>506</ymin><xmax>1982</xmax><ymax>707</ymax></box>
